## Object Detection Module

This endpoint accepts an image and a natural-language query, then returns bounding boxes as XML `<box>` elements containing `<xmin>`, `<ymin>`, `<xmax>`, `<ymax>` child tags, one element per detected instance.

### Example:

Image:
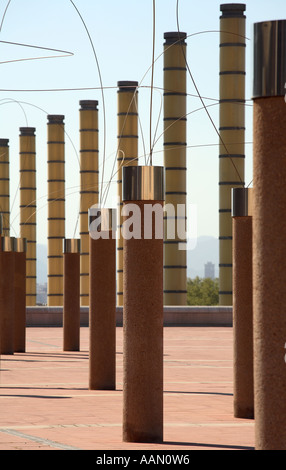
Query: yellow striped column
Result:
<box><xmin>19</xmin><ymin>127</ymin><xmax>36</xmax><ymax>306</ymax></box>
<box><xmin>47</xmin><ymin>115</ymin><xmax>65</xmax><ymax>306</ymax></box>
<box><xmin>0</xmin><ymin>138</ymin><xmax>10</xmax><ymax>236</ymax></box>
<box><xmin>79</xmin><ymin>100</ymin><xmax>99</xmax><ymax>306</ymax></box>
<box><xmin>163</xmin><ymin>31</ymin><xmax>187</xmax><ymax>306</ymax></box>
<box><xmin>219</xmin><ymin>4</ymin><xmax>246</xmax><ymax>306</ymax></box>
<box><xmin>117</xmin><ymin>81</ymin><xmax>138</xmax><ymax>306</ymax></box>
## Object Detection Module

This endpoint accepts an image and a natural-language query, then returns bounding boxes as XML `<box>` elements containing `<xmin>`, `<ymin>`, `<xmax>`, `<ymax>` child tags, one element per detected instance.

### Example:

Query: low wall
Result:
<box><xmin>26</xmin><ymin>306</ymin><xmax>232</xmax><ymax>327</ymax></box>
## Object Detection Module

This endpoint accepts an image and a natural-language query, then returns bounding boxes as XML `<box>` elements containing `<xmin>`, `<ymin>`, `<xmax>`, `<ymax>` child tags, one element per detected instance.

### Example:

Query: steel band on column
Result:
<box><xmin>219</xmin><ymin>3</ymin><xmax>246</xmax><ymax>306</ymax></box>
<box><xmin>47</xmin><ymin>115</ymin><xmax>65</xmax><ymax>306</ymax></box>
<box><xmin>0</xmin><ymin>139</ymin><xmax>10</xmax><ymax>236</ymax></box>
<box><xmin>79</xmin><ymin>100</ymin><xmax>99</xmax><ymax>306</ymax></box>
<box><xmin>163</xmin><ymin>31</ymin><xmax>187</xmax><ymax>306</ymax></box>
<box><xmin>117</xmin><ymin>81</ymin><xmax>138</xmax><ymax>306</ymax></box>
<box><xmin>19</xmin><ymin>127</ymin><xmax>36</xmax><ymax>306</ymax></box>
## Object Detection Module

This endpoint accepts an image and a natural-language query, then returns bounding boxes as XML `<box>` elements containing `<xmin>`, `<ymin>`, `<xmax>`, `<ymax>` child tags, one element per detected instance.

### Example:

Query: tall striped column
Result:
<box><xmin>19</xmin><ymin>127</ymin><xmax>36</xmax><ymax>306</ymax></box>
<box><xmin>219</xmin><ymin>3</ymin><xmax>246</xmax><ymax>306</ymax></box>
<box><xmin>79</xmin><ymin>100</ymin><xmax>99</xmax><ymax>306</ymax></box>
<box><xmin>116</xmin><ymin>81</ymin><xmax>138</xmax><ymax>306</ymax></box>
<box><xmin>47</xmin><ymin>115</ymin><xmax>65</xmax><ymax>306</ymax></box>
<box><xmin>0</xmin><ymin>138</ymin><xmax>10</xmax><ymax>236</ymax></box>
<box><xmin>163</xmin><ymin>31</ymin><xmax>187</xmax><ymax>306</ymax></box>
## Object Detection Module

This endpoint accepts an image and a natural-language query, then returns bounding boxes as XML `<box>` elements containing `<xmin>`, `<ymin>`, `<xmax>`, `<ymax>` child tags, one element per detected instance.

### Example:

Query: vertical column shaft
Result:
<box><xmin>47</xmin><ymin>115</ymin><xmax>65</xmax><ymax>306</ymax></box>
<box><xmin>116</xmin><ymin>81</ymin><xmax>138</xmax><ymax>306</ymax></box>
<box><xmin>79</xmin><ymin>100</ymin><xmax>99</xmax><ymax>306</ymax></box>
<box><xmin>0</xmin><ymin>237</ymin><xmax>15</xmax><ymax>354</ymax></box>
<box><xmin>232</xmin><ymin>188</ymin><xmax>253</xmax><ymax>419</ymax></box>
<box><xmin>14</xmin><ymin>238</ymin><xmax>27</xmax><ymax>353</ymax></box>
<box><xmin>219</xmin><ymin>3</ymin><xmax>246</xmax><ymax>305</ymax></box>
<box><xmin>19</xmin><ymin>127</ymin><xmax>36</xmax><ymax>306</ymax></box>
<box><xmin>63</xmin><ymin>239</ymin><xmax>81</xmax><ymax>351</ymax></box>
<box><xmin>0</xmin><ymin>139</ymin><xmax>10</xmax><ymax>236</ymax></box>
<box><xmin>163</xmin><ymin>31</ymin><xmax>187</xmax><ymax>305</ymax></box>
<box><xmin>89</xmin><ymin>207</ymin><xmax>116</xmax><ymax>390</ymax></box>
<box><xmin>252</xmin><ymin>19</ymin><xmax>286</xmax><ymax>450</ymax></box>
<box><xmin>122</xmin><ymin>166</ymin><xmax>164</xmax><ymax>443</ymax></box>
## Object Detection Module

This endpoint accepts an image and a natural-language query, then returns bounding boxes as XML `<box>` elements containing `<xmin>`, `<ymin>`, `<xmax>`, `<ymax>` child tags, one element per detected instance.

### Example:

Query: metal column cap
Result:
<box><xmin>64</xmin><ymin>239</ymin><xmax>81</xmax><ymax>254</ymax></box>
<box><xmin>122</xmin><ymin>166</ymin><xmax>165</xmax><ymax>202</ymax></box>
<box><xmin>15</xmin><ymin>238</ymin><xmax>27</xmax><ymax>253</ymax></box>
<box><xmin>253</xmin><ymin>20</ymin><xmax>286</xmax><ymax>98</ymax></box>
<box><xmin>79</xmin><ymin>100</ymin><xmax>98</xmax><ymax>110</ymax></box>
<box><xmin>220</xmin><ymin>4</ymin><xmax>246</xmax><ymax>17</ymax></box>
<box><xmin>20</xmin><ymin>127</ymin><xmax>36</xmax><ymax>136</ymax></box>
<box><xmin>117</xmin><ymin>81</ymin><xmax>138</xmax><ymax>92</ymax></box>
<box><xmin>47</xmin><ymin>115</ymin><xmax>65</xmax><ymax>123</ymax></box>
<box><xmin>232</xmin><ymin>187</ymin><xmax>253</xmax><ymax>217</ymax></box>
<box><xmin>164</xmin><ymin>31</ymin><xmax>187</xmax><ymax>44</ymax></box>
<box><xmin>1</xmin><ymin>236</ymin><xmax>16</xmax><ymax>252</ymax></box>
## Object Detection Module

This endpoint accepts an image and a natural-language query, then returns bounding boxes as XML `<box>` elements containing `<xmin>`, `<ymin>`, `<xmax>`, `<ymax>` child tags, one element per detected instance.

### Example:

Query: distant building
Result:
<box><xmin>204</xmin><ymin>262</ymin><xmax>215</xmax><ymax>279</ymax></box>
<box><xmin>37</xmin><ymin>283</ymin><xmax>47</xmax><ymax>305</ymax></box>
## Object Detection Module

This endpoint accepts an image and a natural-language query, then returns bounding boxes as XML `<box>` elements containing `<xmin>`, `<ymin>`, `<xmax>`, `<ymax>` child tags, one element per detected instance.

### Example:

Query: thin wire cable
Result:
<box><xmin>68</xmin><ymin>0</ymin><xmax>107</xmax><ymax>208</ymax></box>
<box><xmin>0</xmin><ymin>39</ymin><xmax>74</xmax><ymax>65</ymax></box>
<box><xmin>0</xmin><ymin>99</ymin><xmax>80</xmax><ymax>237</ymax></box>
<box><xmin>0</xmin><ymin>82</ymin><xmax>254</xmax><ymax>105</ymax></box>
<box><xmin>149</xmin><ymin>0</ymin><xmax>156</xmax><ymax>166</ymax></box>
<box><xmin>149</xmin><ymin>87</ymin><xmax>163</xmax><ymax>162</ymax></box>
<box><xmin>176</xmin><ymin>0</ymin><xmax>245</xmax><ymax>185</ymax></box>
<box><xmin>135</xmin><ymin>94</ymin><xmax>147</xmax><ymax>165</ymax></box>
<box><xmin>0</xmin><ymin>0</ymin><xmax>12</xmax><ymax>32</ymax></box>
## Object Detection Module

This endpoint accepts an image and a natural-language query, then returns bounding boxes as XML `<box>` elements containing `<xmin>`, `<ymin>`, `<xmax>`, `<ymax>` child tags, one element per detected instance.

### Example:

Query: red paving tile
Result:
<box><xmin>0</xmin><ymin>326</ymin><xmax>255</xmax><ymax>451</ymax></box>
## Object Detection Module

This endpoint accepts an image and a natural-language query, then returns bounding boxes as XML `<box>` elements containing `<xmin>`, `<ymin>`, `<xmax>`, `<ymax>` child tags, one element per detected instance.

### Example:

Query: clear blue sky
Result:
<box><xmin>0</xmin><ymin>0</ymin><xmax>285</xmax><ymax>247</ymax></box>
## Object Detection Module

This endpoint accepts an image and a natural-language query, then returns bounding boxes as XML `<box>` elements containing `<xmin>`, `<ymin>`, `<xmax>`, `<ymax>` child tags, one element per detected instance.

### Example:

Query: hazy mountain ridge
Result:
<box><xmin>187</xmin><ymin>236</ymin><xmax>219</xmax><ymax>279</ymax></box>
<box><xmin>36</xmin><ymin>236</ymin><xmax>219</xmax><ymax>284</ymax></box>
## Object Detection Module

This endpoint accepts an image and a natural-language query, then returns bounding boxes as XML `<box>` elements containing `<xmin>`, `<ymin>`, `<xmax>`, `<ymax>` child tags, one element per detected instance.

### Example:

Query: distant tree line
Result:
<box><xmin>187</xmin><ymin>277</ymin><xmax>219</xmax><ymax>306</ymax></box>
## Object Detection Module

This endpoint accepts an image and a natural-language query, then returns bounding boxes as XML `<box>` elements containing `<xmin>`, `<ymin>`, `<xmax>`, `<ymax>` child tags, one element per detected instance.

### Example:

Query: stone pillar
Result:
<box><xmin>122</xmin><ymin>165</ymin><xmax>164</xmax><ymax>443</ymax></box>
<box><xmin>232</xmin><ymin>187</ymin><xmax>253</xmax><ymax>419</ymax></box>
<box><xmin>63</xmin><ymin>239</ymin><xmax>81</xmax><ymax>351</ymax></box>
<box><xmin>116</xmin><ymin>81</ymin><xmax>138</xmax><ymax>307</ymax></box>
<box><xmin>0</xmin><ymin>237</ymin><xmax>15</xmax><ymax>354</ymax></box>
<box><xmin>89</xmin><ymin>206</ymin><xmax>116</xmax><ymax>390</ymax></box>
<box><xmin>47</xmin><ymin>115</ymin><xmax>65</xmax><ymax>306</ymax></box>
<box><xmin>252</xmin><ymin>19</ymin><xmax>286</xmax><ymax>450</ymax></box>
<box><xmin>0</xmin><ymin>139</ymin><xmax>10</xmax><ymax>236</ymax></box>
<box><xmin>19</xmin><ymin>127</ymin><xmax>37</xmax><ymax>306</ymax></box>
<box><xmin>79</xmin><ymin>100</ymin><xmax>99</xmax><ymax>306</ymax></box>
<box><xmin>14</xmin><ymin>238</ymin><xmax>27</xmax><ymax>353</ymax></box>
<box><xmin>219</xmin><ymin>3</ymin><xmax>246</xmax><ymax>305</ymax></box>
<box><xmin>163</xmin><ymin>31</ymin><xmax>187</xmax><ymax>306</ymax></box>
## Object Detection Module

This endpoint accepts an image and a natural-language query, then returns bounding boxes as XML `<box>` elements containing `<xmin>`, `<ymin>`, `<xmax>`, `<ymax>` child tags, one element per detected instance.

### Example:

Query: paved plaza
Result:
<box><xmin>0</xmin><ymin>326</ymin><xmax>254</xmax><ymax>451</ymax></box>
